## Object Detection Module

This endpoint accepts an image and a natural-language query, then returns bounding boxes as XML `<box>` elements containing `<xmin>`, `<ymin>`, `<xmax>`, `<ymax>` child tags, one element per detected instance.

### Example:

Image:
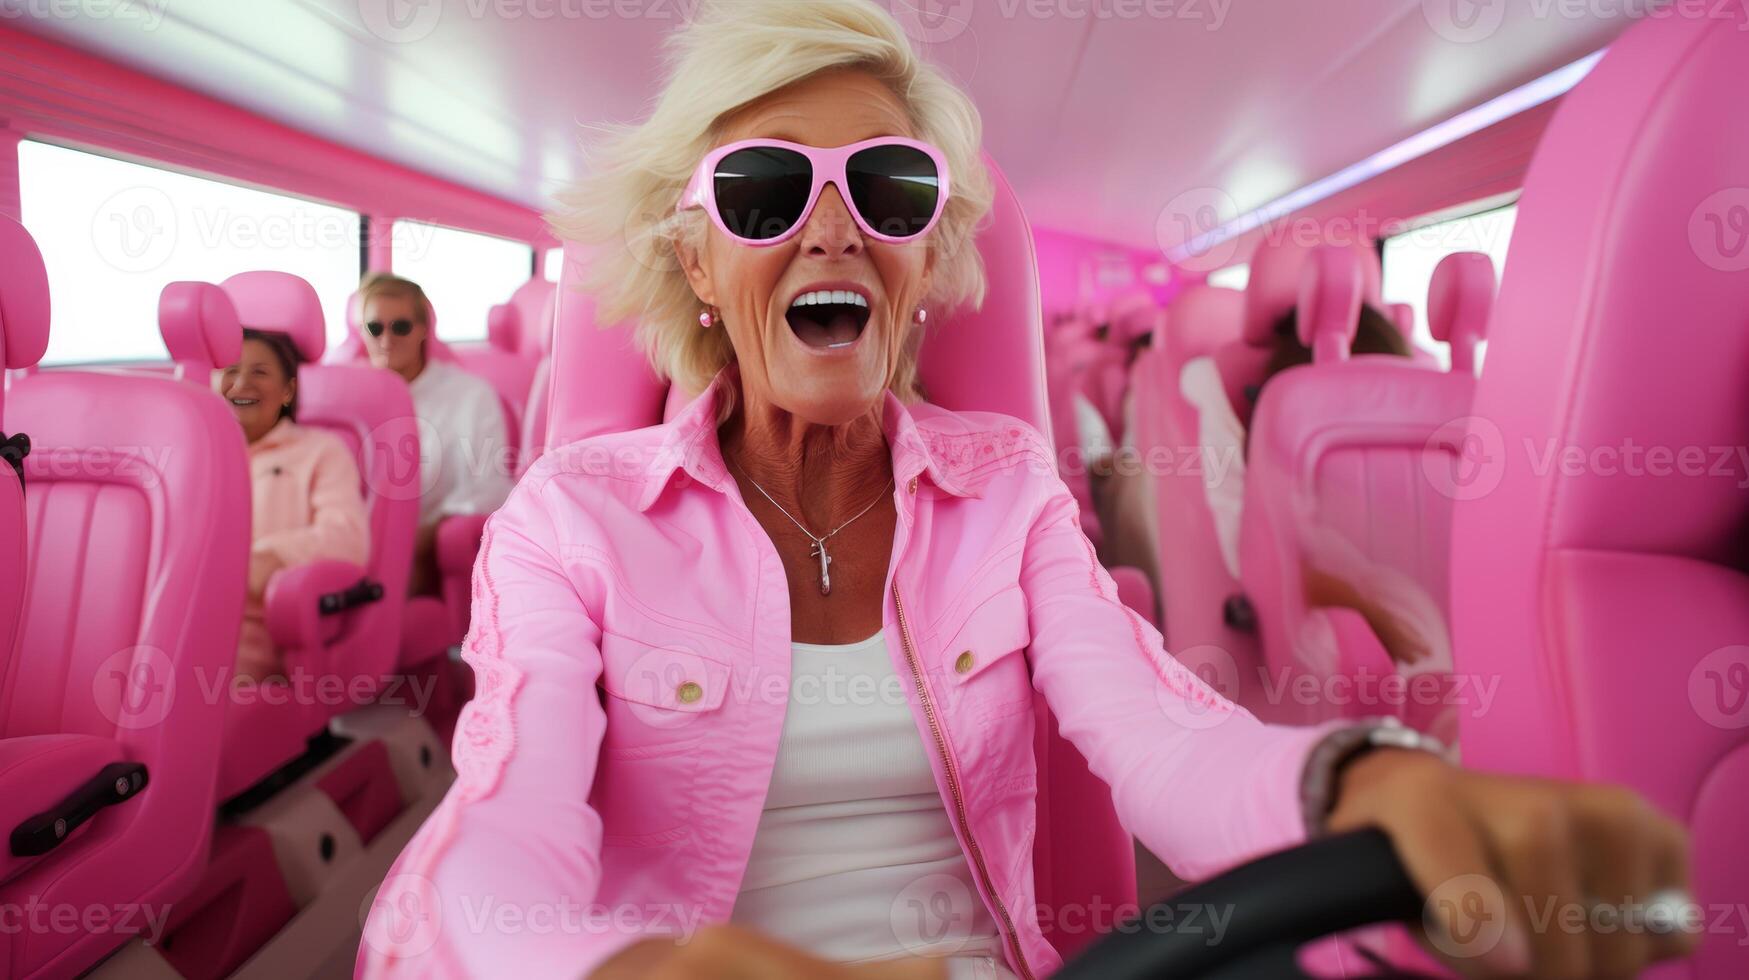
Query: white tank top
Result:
<box><xmin>730</xmin><ymin>632</ymin><xmax>1014</xmax><ymax>977</ymax></box>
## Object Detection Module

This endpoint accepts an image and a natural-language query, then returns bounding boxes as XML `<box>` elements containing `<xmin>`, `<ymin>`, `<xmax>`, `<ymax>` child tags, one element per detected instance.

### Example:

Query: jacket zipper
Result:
<box><xmin>891</xmin><ymin>583</ymin><xmax>1034</xmax><ymax>980</ymax></box>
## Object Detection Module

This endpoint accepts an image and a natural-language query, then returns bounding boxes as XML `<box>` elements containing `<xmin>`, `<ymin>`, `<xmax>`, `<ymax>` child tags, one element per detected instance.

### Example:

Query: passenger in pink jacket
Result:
<box><xmin>218</xmin><ymin>327</ymin><xmax>369</xmax><ymax>681</ymax></box>
<box><xmin>360</xmin><ymin>4</ymin><xmax>1691</xmax><ymax>978</ymax></box>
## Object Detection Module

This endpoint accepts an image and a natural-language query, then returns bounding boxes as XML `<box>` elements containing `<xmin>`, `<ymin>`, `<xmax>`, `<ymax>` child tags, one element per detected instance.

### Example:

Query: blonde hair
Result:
<box><xmin>546</xmin><ymin>0</ymin><xmax>994</xmax><ymax>399</ymax></box>
<box><xmin>357</xmin><ymin>272</ymin><xmax>431</xmax><ymax>326</ymax></box>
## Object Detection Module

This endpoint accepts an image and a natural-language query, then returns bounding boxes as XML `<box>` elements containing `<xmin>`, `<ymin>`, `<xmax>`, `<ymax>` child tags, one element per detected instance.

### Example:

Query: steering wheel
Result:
<box><xmin>1055</xmin><ymin>828</ymin><xmax>1439</xmax><ymax>980</ymax></box>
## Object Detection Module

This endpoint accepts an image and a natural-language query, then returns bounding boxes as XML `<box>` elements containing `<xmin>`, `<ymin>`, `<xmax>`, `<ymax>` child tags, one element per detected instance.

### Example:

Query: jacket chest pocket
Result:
<box><xmin>596</xmin><ymin>631</ymin><xmax>732</xmax><ymax>758</ymax></box>
<box><xmin>936</xmin><ymin>586</ymin><xmax>1034</xmax><ymax>728</ymax></box>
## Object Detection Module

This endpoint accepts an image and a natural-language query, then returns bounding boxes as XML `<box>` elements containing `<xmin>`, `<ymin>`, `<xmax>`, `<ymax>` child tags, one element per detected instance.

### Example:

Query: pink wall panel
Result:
<box><xmin>1031</xmin><ymin>225</ymin><xmax>1176</xmax><ymax>320</ymax></box>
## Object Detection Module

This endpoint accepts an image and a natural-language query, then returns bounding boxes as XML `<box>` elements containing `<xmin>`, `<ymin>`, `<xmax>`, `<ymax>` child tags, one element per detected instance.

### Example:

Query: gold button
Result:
<box><xmin>954</xmin><ymin>651</ymin><xmax>975</xmax><ymax>674</ymax></box>
<box><xmin>676</xmin><ymin>681</ymin><xmax>703</xmax><ymax>704</ymax></box>
<box><xmin>907</xmin><ymin>477</ymin><xmax>919</xmax><ymax>495</ymax></box>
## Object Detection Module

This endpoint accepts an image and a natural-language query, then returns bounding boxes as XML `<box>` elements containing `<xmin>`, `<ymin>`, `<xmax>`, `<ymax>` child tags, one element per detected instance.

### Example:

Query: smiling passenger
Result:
<box><xmin>217</xmin><ymin>328</ymin><xmax>369</xmax><ymax>681</ymax></box>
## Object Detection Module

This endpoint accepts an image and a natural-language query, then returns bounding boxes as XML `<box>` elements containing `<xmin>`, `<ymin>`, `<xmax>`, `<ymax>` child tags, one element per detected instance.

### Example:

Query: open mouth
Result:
<box><xmin>786</xmin><ymin>288</ymin><xmax>871</xmax><ymax>350</ymax></box>
<box><xmin>229</xmin><ymin>398</ymin><xmax>259</xmax><ymax>407</ymax></box>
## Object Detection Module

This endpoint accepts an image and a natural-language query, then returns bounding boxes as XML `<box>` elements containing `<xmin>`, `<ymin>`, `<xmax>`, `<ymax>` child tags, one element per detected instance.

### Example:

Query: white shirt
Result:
<box><xmin>1178</xmin><ymin>356</ymin><xmax>1247</xmax><ymax>579</ymax></box>
<box><xmin>731</xmin><ymin>632</ymin><xmax>1011</xmax><ymax>977</ymax></box>
<box><xmin>407</xmin><ymin>359</ymin><xmax>514</xmax><ymax>528</ymax></box>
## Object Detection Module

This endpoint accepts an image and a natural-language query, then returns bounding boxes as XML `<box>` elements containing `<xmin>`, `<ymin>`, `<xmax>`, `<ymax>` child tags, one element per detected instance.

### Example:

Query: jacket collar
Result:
<box><xmin>249</xmin><ymin>418</ymin><xmax>300</xmax><ymax>453</ymax></box>
<box><xmin>634</xmin><ymin>368</ymin><xmax>978</xmax><ymax>512</ymax></box>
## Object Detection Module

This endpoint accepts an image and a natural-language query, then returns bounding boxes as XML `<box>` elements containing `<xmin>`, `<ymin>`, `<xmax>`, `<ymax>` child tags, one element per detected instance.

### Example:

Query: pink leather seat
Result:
<box><xmin>448</xmin><ymin>302</ymin><xmax>536</xmax><ymax>463</ymax></box>
<box><xmin>1450</xmin><ymin>11</ymin><xmax>1749</xmax><ymax>977</ymax></box>
<box><xmin>333</xmin><ymin>289</ymin><xmax>516</xmax><ymax>651</ymax></box>
<box><xmin>1239</xmin><ymin>246</ymin><xmax>1488</xmax><ymax>738</ymax></box>
<box><xmin>215</xmin><ymin>271</ymin><xmax>419</xmax><ymax>800</ymax></box>
<box><xmin>1</xmin><ymin>219</ymin><xmax>250</xmax><ymax>979</ymax></box>
<box><xmin>546</xmin><ymin>156</ymin><xmax>1133</xmax><ymax>959</ymax></box>
<box><xmin>517</xmin><ymin>288</ymin><xmax>560</xmax><ymax>475</ymax></box>
<box><xmin>0</xmin><ymin>218</ymin><xmax>48</xmax><ymax>707</ymax></box>
<box><xmin>505</xmin><ymin>275</ymin><xmax>557</xmax><ymax>360</ymax></box>
<box><xmin>1125</xmin><ymin>284</ymin><xmax>1260</xmax><ymax>705</ymax></box>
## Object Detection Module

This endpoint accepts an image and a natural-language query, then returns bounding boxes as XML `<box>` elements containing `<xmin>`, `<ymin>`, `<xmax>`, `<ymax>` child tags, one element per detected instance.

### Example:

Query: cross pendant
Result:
<box><xmin>809</xmin><ymin>540</ymin><xmax>833</xmax><ymax>596</ymax></box>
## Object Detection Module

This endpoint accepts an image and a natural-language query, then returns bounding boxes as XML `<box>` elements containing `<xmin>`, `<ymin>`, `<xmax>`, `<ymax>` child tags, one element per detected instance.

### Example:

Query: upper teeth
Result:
<box><xmin>791</xmin><ymin>290</ymin><xmax>868</xmax><ymax>309</ymax></box>
<box><xmin>231</xmin><ymin>398</ymin><xmax>258</xmax><ymax>406</ymax></box>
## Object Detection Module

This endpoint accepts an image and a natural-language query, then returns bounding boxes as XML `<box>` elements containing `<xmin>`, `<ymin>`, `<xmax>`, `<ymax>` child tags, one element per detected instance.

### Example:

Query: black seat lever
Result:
<box><xmin>10</xmin><ymin>761</ymin><xmax>148</xmax><ymax>857</ymax></box>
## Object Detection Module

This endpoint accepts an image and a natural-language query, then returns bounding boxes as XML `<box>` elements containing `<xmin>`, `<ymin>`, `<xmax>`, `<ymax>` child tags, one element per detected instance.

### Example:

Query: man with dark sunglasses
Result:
<box><xmin>357</xmin><ymin>272</ymin><xmax>512</xmax><ymax>594</ymax></box>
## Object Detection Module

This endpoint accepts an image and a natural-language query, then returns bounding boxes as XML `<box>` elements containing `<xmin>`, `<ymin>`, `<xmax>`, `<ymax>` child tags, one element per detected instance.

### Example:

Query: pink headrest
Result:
<box><xmin>1296</xmin><ymin>245</ymin><xmax>1366</xmax><ymax>363</ymax></box>
<box><xmin>0</xmin><ymin>217</ymin><xmax>51</xmax><ymax>372</ymax></box>
<box><xmin>221</xmin><ymin>271</ymin><xmax>326</xmax><ymax>362</ymax></box>
<box><xmin>914</xmin><ymin>154</ymin><xmax>1051</xmax><ymax>433</ymax></box>
<box><xmin>1242</xmin><ymin>237</ymin><xmax>1381</xmax><ymax>345</ymax></box>
<box><xmin>1157</xmin><ymin>285</ymin><xmax>1244</xmax><ymax>358</ymax></box>
<box><xmin>1107</xmin><ymin>289</ymin><xmax>1157</xmax><ymax>344</ymax></box>
<box><xmin>1427</xmin><ymin>251</ymin><xmax>1497</xmax><ymax>376</ymax></box>
<box><xmin>487</xmin><ymin>303</ymin><xmax>521</xmax><ymax>353</ymax></box>
<box><xmin>158</xmin><ymin>282</ymin><xmax>242</xmax><ymax>374</ymax></box>
<box><xmin>537</xmin><ymin>290</ymin><xmax>557</xmax><ymax>357</ymax></box>
<box><xmin>1387</xmin><ymin>302</ymin><xmax>1415</xmax><ymax>336</ymax></box>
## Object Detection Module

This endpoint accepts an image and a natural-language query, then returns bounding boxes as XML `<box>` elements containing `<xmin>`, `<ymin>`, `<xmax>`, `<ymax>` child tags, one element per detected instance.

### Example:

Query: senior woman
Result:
<box><xmin>361</xmin><ymin>3</ymin><xmax>1694</xmax><ymax>979</ymax></box>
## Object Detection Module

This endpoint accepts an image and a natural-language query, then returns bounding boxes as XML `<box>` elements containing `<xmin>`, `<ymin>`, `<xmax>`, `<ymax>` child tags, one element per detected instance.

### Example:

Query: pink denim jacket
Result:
<box><xmin>358</xmin><ymin>373</ymin><xmax>1335</xmax><ymax>979</ymax></box>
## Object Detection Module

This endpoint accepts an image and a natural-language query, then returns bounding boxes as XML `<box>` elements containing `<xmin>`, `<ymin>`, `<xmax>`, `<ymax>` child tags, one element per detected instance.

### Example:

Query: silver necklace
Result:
<box><xmin>730</xmin><ymin>460</ymin><xmax>893</xmax><ymax>596</ymax></box>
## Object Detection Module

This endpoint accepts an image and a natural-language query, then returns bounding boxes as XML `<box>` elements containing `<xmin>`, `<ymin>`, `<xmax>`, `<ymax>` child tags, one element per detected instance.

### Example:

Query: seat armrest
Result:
<box><xmin>0</xmin><ymin>735</ymin><xmax>132</xmax><ymax>883</ymax></box>
<box><xmin>263</xmin><ymin>560</ymin><xmax>376</xmax><ymax>653</ymax></box>
<box><xmin>435</xmin><ymin>514</ymin><xmax>488</xmax><ymax>639</ymax></box>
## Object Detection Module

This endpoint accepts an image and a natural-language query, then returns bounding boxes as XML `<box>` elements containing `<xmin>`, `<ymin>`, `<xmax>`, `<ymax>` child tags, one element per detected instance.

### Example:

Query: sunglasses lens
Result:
<box><xmin>392</xmin><ymin>320</ymin><xmax>414</xmax><ymax>336</ymax></box>
<box><xmin>713</xmin><ymin>146</ymin><xmax>813</xmax><ymax>241</ymax></box>
<box><xmin>846</xmin><ymin>144</ymin><xmax>942</xmax><ymax>240</ymax></box>
<box><xmin>366</xmin><ymin>321</ymin><xmax>384</xmax><ymax>338</ymax></box>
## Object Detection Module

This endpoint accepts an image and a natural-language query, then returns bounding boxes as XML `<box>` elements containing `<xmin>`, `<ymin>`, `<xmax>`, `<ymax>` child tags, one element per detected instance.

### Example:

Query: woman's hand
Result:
<box><xmin>1328</xmin><ymin>750</ymin><xmax>1699</xmax><ymax>978</ymax></box>
<box><xmin>590</xmin><ymin>926</ymin><xmax>949</xmax><ymax>980</ymax></box>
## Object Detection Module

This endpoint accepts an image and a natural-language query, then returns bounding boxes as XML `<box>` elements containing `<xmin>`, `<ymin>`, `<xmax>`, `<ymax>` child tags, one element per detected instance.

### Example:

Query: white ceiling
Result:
<box><xmin>11</xmin><ymin>0</ymin><xmax>1634</xmax><ymax>251</ymax></box>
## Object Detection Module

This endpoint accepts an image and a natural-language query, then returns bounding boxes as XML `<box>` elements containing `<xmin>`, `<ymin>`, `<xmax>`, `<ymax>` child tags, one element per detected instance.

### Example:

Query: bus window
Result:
<box><xmin>19</xmin><ymin>140</ymin><xmax>361</xmax><ymax>365</ymax></box>
<box><xmin>390</xmin><ymin>221</ymin><xmax>532</xmax><ymax>343</ymax></box>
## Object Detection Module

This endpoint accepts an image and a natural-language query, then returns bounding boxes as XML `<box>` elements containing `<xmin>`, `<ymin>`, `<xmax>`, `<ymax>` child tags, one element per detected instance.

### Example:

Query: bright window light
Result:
<box><xmin>1206</xmin><ymin>263</ymin><xmax>1250</xmax><ymax>290</ymax></box>
<box><xmin>543</xmin><ymin>246</ymin><xmax>564</xmax><ymax>282</ymax></box>
<box><xmin>19</xmin><ymin>140</ymin><xmax>361</xmax><ymax>365</ymax></box>
<box><xmin>392</xmin><ymin>221</ymin><xmax>532</xmax><ymax>342</ymax></box>
<box><xmin>1381</xmin><ymin>203</ymin><xmax>1516</xmax><ymax>370</ymax></box>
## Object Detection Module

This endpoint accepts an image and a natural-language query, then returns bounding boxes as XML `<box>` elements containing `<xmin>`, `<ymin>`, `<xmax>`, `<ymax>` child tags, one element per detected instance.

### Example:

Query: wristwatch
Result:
<box><xmin>1300</xmin><ymin>718</ymin><xmax>1447</xmax><ymax>837</ymax></box>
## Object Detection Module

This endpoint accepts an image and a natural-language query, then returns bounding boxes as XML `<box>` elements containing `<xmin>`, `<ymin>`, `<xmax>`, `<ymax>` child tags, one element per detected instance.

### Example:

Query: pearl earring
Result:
<box><xmin>914</xmin><ymin>307</ymin><xmax>928</xmax><ymax>325</ymax></box>
<box><xmin>698</xmin><ymin>308</ymin><xmax>715</xmax><ymax>328</ymax></box>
